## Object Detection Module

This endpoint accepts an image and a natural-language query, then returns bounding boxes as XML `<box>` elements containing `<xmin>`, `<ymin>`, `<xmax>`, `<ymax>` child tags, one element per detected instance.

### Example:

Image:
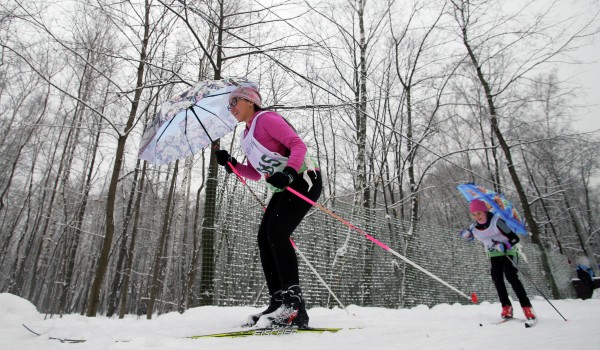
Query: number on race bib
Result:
<box><xmin>256</xmin><ymin>155</ymin><xmax>283</xmax><ymax>176</ymax></box>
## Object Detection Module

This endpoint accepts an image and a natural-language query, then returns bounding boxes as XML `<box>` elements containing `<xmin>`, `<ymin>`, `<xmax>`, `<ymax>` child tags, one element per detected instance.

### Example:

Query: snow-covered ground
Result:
<box><xmin>2</xmin><ymin>292</ymin><xmax>599</xmax><ymax>350</ymax></box>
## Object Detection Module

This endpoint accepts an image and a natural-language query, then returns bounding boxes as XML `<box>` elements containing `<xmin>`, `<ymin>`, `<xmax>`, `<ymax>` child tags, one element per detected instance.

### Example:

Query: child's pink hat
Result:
<box><xmin>469</xmin><ymin>199</ymin><xmax>489</xmax><ymax>213</ymax></box>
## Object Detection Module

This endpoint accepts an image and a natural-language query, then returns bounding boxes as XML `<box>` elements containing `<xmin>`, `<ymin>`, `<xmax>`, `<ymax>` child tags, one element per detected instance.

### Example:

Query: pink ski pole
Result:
<box><xmin>285</xmin><ymin>186</ymin><xmax>478</xmax><ymax>304</ymax></box>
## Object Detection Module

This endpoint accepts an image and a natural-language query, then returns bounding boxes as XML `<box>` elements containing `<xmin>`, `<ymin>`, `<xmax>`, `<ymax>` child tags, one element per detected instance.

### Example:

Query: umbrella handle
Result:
<box><xmin>189</xmin><ymin>107</ymin><xmax>216</xmax><ymax>147</ymax></box>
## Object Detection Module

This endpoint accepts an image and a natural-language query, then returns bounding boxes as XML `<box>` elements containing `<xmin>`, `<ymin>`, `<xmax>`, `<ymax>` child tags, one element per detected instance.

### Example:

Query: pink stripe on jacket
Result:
<box><xmin>233</xmin><ymin>111</ymin><xmax>307</xmax><ymax>181</ymax></box>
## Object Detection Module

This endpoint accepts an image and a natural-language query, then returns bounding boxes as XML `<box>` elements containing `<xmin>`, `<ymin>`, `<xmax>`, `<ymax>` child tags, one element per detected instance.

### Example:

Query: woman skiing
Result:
<box><xmin>215</xmin><ymin>85</ymin><xmax>321</xmax><ymax>329</ymax></box>
<box><xmin>459</xmin><ymin>199</ymin><xmax>536</xmax><ymax>320</ymax></box>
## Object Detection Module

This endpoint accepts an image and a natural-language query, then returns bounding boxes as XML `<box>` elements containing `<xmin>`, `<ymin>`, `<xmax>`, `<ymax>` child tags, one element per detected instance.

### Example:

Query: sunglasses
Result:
<box><xmin>227</xmin><ymin>97</ymin><xmax>247</xmax><ymax>111</ymax></box>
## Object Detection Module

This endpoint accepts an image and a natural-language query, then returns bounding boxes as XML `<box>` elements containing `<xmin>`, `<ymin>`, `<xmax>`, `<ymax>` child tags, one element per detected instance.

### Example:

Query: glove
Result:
<box><xmin>459</xmin><ymin>229</ymin><xmax>474</xmax><ymax>242</ymax></box>
<box><xmin>215</xmin><ymin>150</ymin><xmax>237</xmax><ymax>173</ymax></box>
<box><xmin>492</xmin><ymin>240</ymin><xmax>512</xmax><ymax>252</ymax></box>
<box><xmin>266</xmin><ymin>167</ymin><xmax>298</xmax><ymax>189</ymax></box>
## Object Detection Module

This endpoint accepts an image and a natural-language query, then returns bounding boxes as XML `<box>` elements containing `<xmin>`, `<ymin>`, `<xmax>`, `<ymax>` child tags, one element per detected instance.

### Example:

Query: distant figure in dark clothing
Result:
<box><xmin>576</xmin><ymin>264</ymin><xmax>596</xmax><ymax>292</ymax></box>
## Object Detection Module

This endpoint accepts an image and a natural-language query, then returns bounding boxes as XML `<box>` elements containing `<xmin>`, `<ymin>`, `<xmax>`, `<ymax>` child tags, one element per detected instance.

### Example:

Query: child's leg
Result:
<box><xmin>490</xmin><ymin>256</ymin><xmax>512</xmax><ymax>306</ymax></box>
<box><xmin>503</xmin><ymin>256</ymin><xmax>532</xmax><ymax>307</ymax></box>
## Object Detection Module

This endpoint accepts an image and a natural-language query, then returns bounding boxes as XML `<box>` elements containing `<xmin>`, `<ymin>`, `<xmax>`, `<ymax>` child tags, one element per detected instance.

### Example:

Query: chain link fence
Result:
<box><xmin>206</xmin><ymin>171</ymin><xmax>575</xmax><ymax>310</ymax></box>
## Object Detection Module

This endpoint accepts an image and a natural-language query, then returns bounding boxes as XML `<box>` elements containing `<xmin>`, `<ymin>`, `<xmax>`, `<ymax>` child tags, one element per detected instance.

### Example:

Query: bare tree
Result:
<box><xmin>0</xmin><ymin>0</ymin><xmax>599</xmax><ymax>314</ymax></box>
<box><xmin>87</xmin><ymin>0</ymin><xmax>161</xmax><ymax>316</ymax></box>
<box><xmin>451</xmin><ymin>0</ymin><xmax>600</xmax><ymax>291</ymax></box>
<box><xmin>389</xmin><ymin>0</ymin><xmax>451</xmax><ymax>224</ymax></box>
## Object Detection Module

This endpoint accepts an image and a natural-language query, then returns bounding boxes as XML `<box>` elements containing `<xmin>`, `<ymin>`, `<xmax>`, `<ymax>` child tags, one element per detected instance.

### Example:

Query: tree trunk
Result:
<box><xmin>554</xmin><ymin>174</ymin><xmax>600</xmax><ymax>276</ymax></box>
<box><xmin>460</xmin><ymin>23</ymin><xmax>561</xmax><ymax>298</ymax></box>
<box><xmin>119</xmin><ymin>161</ymin><xmax>147</xmax><ymax>318</ymax></box>
<box><xmin>185</xmin><ymin>153</ymin><xmax>206</xmax><ymax>309</ymax></box>
<box><xmin>59</xmin><ymin>111</ymin><xmax>102</xmax><ymax>315</ymax></box>
<box><xmin>356</xmin><ymin>0</ymin><xmax>370</xmax><ymax>209</ymax></box>
<box><xmin>147</xmin><ymin>160</ymin><xmax>179</xmax><ymax>318</ymax></box>
<box><xmin>106</xmin><ymin>157</ymin><xmax>141</xmax><ymax>317</ymax></box>
<box><xmin>29</xmin><ymin>94</ymin><xmax>79</xmax><ymax>303</ymax></box>
<box><xmin>86</xmin><ymin>0</ymin><xmax>151</xmax><ymax>317</ymax></box>
<box><xmin>199</xmin><ymin>151</ymin><xmax>219</xmax><ymax>306</ymax></box>
<box><xmin>520</xmin><ymin>147</ymin><xmax>564</xmax><ymax>254</ymax></box>
<box><xmin>162</xmin><ymin>157</ymin><xmax>192</xmax><ymax>311</ymax></box>
<box><xmin>198</xmin><ymin>0</ymin><xmax>225</xmax><ymax>307</ymax></box>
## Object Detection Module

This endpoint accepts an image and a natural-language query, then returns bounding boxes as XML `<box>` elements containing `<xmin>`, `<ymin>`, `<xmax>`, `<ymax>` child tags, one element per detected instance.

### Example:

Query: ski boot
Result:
<box><xmin>260</xmin><ymin>285</ymin><xmax>309</xmax><ymax>328</ymax></box>
<box><xmin>522</xmin><ymin>306</ymin><xmax>536</xmax><ymax>320</ymax></box>
<box><xmin>501</xmin><ymin>305</ymin><xmax>513</xmax><ymax>319</ymax></box>
<box><xmin>245</xmin><ymin>291</ymin><xmax>283</xmax><ymax>327</ymax></box>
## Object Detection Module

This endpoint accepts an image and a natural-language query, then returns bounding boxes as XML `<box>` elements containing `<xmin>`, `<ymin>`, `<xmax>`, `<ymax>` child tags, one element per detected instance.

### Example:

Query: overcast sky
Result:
<box><xmin>560</xmin><ymin>0</ymin><xmax>600</xmax><ymax>133</ymax></box>
<box><xmin>565</xmin><ymin>38</ymin><xmax>600</xmax><ymax>132</ymax></box>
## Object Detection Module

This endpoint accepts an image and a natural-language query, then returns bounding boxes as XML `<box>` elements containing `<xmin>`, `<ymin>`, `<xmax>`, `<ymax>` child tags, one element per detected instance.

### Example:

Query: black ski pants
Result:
<box><xmin>490</xmin><ymin>255</ymin><xmax>532</xmax><ymax>308</ymax></box>
<box><xmin>257</xmin><ymin>170</ymin><xmax>322</xmax><ymax>295</ymax></box>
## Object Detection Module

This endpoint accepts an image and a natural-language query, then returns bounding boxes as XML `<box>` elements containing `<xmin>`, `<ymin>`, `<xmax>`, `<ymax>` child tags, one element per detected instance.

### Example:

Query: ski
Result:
<box><xmin>480</xmin><ymin>317</ymin><xmax>538</xmax><ymax>328</ymax></box>
<box><xmin>491</xmin><ymin>317</ymin><xmax>515</xmax><ymax>325</ymax></box>
<box><xmin>22</xmin><ymin>324</ymin><xmax>87</xmax><ymax>343</ymax></box>
<box><xmin>188</xmin><ymin>326</ymin><xmax>343</xmax><ymax>338</ymax></box>
<box><xmin>24</xmin><ymin>323</ymin><xmax>343</xmax><ymax>342</ymax></box>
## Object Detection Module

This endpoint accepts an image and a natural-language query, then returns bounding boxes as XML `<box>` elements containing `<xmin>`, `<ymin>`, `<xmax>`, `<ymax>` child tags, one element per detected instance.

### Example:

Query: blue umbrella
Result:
<box><xmin>457</xmin><ymin>183</ymin><xmax>527</xmax><ymax>235</ymax></box>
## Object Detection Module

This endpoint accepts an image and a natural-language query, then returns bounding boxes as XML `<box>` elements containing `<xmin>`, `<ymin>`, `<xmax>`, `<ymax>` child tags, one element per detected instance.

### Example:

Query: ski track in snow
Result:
<box><xmin>2</xmin><ymin>292</ymin><xmax>599</xmax><ymax>350</ymax></box>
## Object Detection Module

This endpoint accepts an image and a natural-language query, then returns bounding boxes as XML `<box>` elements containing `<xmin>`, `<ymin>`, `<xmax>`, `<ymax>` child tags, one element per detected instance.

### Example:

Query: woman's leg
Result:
<box><xmin>257</xmin><ymin>192</ymin><xmax>283</xmax><ymax>295</ymax></box>
<box><xmin>259</xmin><ymin>172</ymin><xmax>322</xmax><ymax>327</ymax></box>
<box><xmin>265</xmin><ymin>171</ymin><xmax>322</xmax><ymax>289</ymax></box>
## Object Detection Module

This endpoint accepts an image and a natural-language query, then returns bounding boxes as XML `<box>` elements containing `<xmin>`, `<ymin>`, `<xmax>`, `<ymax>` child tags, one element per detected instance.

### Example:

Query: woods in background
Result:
<box><xmin>0</xmin><ymin>0</ymin><xmax>598</xmax><ymax>317</ymax></box>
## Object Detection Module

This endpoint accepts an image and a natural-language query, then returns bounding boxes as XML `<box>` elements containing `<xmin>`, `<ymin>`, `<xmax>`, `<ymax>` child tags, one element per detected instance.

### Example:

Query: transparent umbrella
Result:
<box><xmin>138</xmin><ymin>77</ymin><xmax>256</xmax><ymax>165</ymax></box>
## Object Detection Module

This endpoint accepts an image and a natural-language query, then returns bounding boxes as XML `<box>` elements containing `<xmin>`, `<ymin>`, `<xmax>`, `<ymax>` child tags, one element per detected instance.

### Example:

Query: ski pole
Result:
<box><xmin>290</xmin><ymin>239</ymin><xmax>350</xmax><ymax>314</ymax></box>
<box><xmin>285</xmin><ymin>186</ymin><xmax>478</xmax><ymax>304</ymax></box>
<box><xmin>224</xmin><ymin>161</ymin><xmax>349</xmax><ymax>312</ymax></box>
<box><xmin>506</xmin><ymin>256</ymin><xmax>567</xmax><ymax>321</ymax></box>
<box><xmin>225</xmin><ymin>161</ymin><xmax>266</xmax><ymax>208</ymax></box>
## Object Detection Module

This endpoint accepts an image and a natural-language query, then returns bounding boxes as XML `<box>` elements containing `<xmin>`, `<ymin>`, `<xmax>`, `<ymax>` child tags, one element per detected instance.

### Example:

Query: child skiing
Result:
<box><xmin>459</xmin><ymin>199</ymin><xmax>536</xmax><ymax>320</ymax></box>
<box><xmin>215</xmin><ymin>85</ymin><xmax>321</xmax><ymax>329</ymax></box>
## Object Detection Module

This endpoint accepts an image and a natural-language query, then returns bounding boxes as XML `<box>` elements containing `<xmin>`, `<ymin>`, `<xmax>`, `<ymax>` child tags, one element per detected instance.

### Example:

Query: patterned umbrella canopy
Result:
<box><xmin>457</xmin><ymin>183</ymin><xmax>527</xmax><ymax>235</ymax></box>
<box><xmin>138</xmin><ymin>77</ymin><xmax>256</xmax><ymax>165</ymax></box>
